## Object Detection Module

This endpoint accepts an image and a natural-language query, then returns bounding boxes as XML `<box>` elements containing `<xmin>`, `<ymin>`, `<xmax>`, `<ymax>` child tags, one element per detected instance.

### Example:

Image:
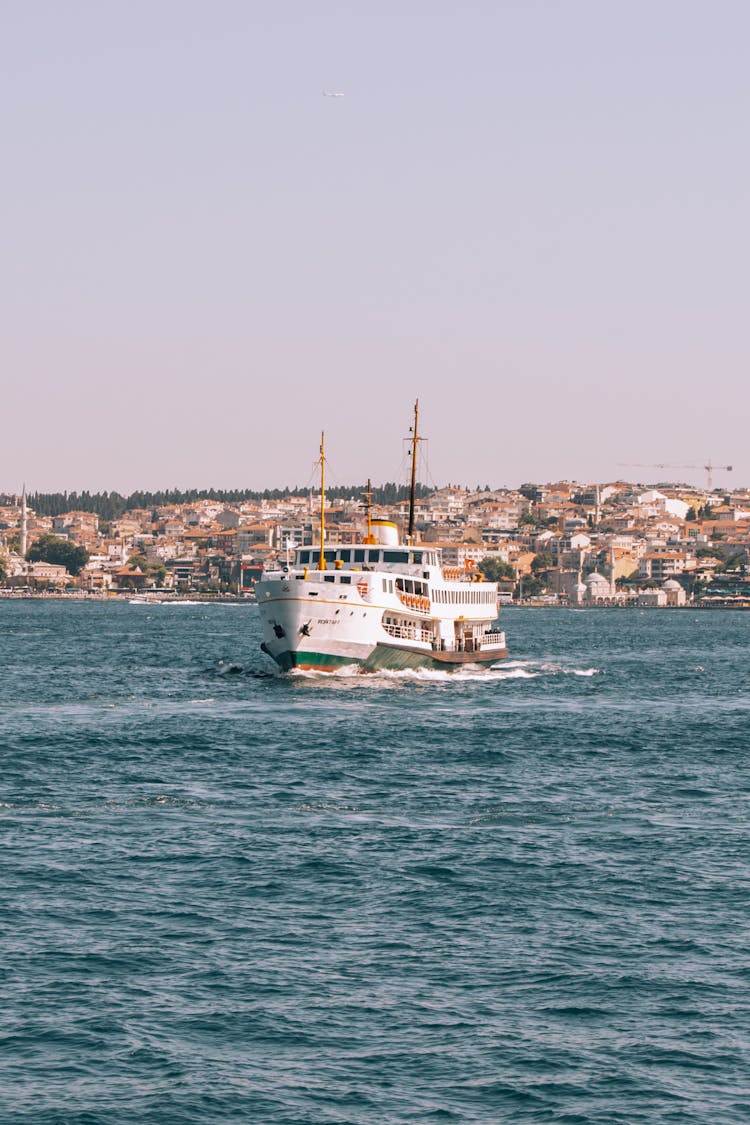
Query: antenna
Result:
<box><xmin>318</xmin><ymin>432</ymin><xmax>326</xmax><ymax>571</ymax></box>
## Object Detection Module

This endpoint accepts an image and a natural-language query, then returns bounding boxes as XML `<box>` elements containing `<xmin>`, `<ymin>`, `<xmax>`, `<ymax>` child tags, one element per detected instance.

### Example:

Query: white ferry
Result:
<box><xmin>256</xmin><ymin>405</ymin><xmax>508</xmax><ymax>673</ymax></box>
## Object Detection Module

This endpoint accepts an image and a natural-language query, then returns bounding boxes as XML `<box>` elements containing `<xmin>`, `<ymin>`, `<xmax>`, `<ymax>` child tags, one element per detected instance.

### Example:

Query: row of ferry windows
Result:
<box><xmin>434</xmin><ymin>588</ymin><xmax>496</xmax><ymax>604</ymax></box>
<box><xmin>297</xmin><ymin>548</ymin><xmax>437</xmax><ymax>567</ymax></box>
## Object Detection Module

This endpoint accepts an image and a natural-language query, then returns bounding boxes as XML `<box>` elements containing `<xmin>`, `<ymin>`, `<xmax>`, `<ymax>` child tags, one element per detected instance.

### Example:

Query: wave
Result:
<box><xmin>282</xmin><ymin>658</ymin><xmax>601</xmax><ymax>686</ymax></box>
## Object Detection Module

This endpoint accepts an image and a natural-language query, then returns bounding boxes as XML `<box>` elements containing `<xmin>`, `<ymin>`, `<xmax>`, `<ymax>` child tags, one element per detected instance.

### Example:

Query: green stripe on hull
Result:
<box><xmin>274</xmin><ymin>649</ymin><xmax>362</xmax><ymax>672</ymax></box>
<box><xmin>268</xmin><ymin>644</ymin><xmax>508</xmax><ymax>674</ymax></box>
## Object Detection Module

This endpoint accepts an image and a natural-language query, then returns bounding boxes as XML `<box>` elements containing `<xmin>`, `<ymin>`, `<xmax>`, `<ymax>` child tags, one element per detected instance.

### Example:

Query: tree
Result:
<box><xmin>128</xmin><ymin>554</ymin><xmax>166</xmax><ymax>585</ymax></box>
<box><xmin>518</xmin><ymin>574</ymin><xmax>546</xmax><ymax>598</ymax></box>
<box><xmin>531</xmin><ymin>552</ymin><xmax>555</xmax><ymax>574</ymax></box>
<box><xmin>28</xmin><ymin>481</ymin><xmax>435</xmax><ymax>519</ymax></box>
<box><xmin>27</xmin><ymin>535</ymin><xmax>89</xmax><ymax>576</ymax></box>
<box><xmin>148</xmin><ymin>563</ymin><xmax>167</xmax><ymax>585</ymax></box>
<box><xmin>479</xmin><ymin>557</ymin><xmax>515</xmax><ymax>582</ymax></box>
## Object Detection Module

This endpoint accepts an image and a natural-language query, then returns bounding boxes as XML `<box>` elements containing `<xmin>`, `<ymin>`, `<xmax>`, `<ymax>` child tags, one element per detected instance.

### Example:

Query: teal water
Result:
<box><xmin>1</xmin><ymin>603</ymin><xmax>748</xmax><ymax>1124</ymax></box>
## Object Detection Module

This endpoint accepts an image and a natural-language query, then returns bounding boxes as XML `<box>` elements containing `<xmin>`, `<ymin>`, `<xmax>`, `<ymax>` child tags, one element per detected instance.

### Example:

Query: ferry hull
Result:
<box><xmin>262</xmin><ymin>639</ymin><xmax>508</xmax><ymax>674</ymax></box>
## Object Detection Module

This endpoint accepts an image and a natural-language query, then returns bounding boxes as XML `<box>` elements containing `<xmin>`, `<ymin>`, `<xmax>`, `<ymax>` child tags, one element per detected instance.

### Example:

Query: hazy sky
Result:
<box><xmin>2</xmin><ymin>1</ymin><xmax>748</xmax><ymax>493</ymax></box>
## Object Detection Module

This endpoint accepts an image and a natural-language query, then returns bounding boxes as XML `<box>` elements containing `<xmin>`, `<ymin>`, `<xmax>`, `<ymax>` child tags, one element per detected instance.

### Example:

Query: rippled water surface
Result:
<box><xmin>1</xmin><ymin>602</ymin><xmax>749</xmax><ymax>1123</ymax></box>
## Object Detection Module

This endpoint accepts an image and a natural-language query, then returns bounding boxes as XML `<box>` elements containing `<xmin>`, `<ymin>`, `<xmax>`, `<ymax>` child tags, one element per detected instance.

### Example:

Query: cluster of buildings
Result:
<box><xmin>1</xmin><ymin>479</ymin><xmax>749</xmax><ymax>606</ymax></box>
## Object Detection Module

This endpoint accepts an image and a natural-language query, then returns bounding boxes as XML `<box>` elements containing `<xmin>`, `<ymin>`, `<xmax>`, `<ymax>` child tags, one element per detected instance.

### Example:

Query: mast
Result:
<box><xmin>407</xmin><ymin>399</ymin><xmax>419</xmax><ymax>543</ymax></box>
<box><xmin>318</xmin><ymin>431</ymin><xmax>326</xmax><ymax>570</ymax></box>
<box><xmin>364</xmin><ymin>477</ymin><xmax>373</xmax><ymax>543</ymax></box>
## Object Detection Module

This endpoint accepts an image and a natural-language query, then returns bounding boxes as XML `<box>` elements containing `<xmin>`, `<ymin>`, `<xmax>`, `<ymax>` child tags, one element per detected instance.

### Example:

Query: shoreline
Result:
<box><xmin>0</xmin><ymin>592</ymin><xmax>747</xmax><ymax>610</ymax></box>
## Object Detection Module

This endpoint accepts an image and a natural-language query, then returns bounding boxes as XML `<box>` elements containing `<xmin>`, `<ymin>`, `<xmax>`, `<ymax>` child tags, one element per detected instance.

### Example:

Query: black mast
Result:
<box><xmin>407</xmin><ymin>399</ymin><xmax>419</xmax><ymax>543</ymax></box>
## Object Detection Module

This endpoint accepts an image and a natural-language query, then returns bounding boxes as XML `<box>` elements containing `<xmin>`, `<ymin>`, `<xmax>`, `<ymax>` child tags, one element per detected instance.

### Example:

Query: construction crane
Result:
<box><xmin>618</xmin><ymin>461</ymin><xmax>733</xmax><ymax>491</ymax></box>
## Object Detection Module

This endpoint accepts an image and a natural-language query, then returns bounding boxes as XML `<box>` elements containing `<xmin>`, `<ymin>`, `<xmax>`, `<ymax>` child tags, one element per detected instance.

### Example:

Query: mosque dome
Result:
<box><xmin>585</xmin><ymin>572</ymin><xmax>609</xmax><ymax>587</ymax></box>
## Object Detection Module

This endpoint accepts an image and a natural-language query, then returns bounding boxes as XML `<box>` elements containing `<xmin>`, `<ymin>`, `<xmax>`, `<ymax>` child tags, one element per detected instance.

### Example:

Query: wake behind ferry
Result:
<box><xmin>257</xmin><ymin>404</ymin><xmax>508</xmax><ymax>673</ymax></box>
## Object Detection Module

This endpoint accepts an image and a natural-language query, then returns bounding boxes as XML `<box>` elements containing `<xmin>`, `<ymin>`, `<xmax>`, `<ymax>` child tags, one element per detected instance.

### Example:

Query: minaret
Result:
<box><xmin>609</xmin><ymin>546</ymin><xmax>616</xmax><ymax>596</ymax></box>
<box><xmin>20</xmin><ymin>484</ymin><xmax>28</xmax><ymax>559</ymax></box>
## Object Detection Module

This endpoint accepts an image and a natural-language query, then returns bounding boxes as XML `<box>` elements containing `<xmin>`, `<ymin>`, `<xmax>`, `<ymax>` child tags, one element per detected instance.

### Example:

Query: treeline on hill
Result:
<box><xmin>29</xmin><ymin>484</ymin><xmax>432</xmax><ymax>520</ymax></box>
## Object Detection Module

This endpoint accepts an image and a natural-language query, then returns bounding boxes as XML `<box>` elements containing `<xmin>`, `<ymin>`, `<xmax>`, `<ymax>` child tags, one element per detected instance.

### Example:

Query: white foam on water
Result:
<box><xmin>280</xmin><ymin>657</ymin><xmax>600</xmax><ymax>687</ymax></box>
<box><xmin>536</xmin><ymin>660</ymin><xmax>601</xmax><ymax>677</ymax></box>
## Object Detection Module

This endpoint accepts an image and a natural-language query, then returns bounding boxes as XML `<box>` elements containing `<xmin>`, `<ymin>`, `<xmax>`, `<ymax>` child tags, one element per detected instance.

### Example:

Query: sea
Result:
<box><xmin>1</xmin><ymin>601</ymin><xmax>748</xmax><ymax>1124</ymax></box>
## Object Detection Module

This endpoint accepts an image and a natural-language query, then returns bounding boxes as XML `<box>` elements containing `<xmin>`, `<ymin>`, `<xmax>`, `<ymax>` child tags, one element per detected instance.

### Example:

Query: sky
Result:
<box><xmin>1</xmin><ymin>1</ymin><xmax>748</xmax><ymax>494</ymax></box>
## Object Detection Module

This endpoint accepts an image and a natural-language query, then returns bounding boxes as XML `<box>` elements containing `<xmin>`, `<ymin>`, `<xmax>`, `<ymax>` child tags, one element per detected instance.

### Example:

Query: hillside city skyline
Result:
<box><xmin>2</xmin><ymin>473</ymin><xmax>749</xmax><ymax>608</ymax></box>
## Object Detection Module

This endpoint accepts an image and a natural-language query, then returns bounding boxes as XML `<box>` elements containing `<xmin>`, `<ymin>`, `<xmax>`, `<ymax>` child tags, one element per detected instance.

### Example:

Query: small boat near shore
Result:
<box><xmin>256</xmin><ymin>403</ymin><xmax>508</xmax><ymax>672</ymax></box>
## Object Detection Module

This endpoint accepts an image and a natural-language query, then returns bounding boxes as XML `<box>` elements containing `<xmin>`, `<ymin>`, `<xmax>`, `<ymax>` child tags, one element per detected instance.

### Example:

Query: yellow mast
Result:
<box><xmin>407</xmin><ymin>398</ymin><xmax>419</xmax><ymax>543</ymax></box>
<box><xmin>318</xmin><ymin>431</ymin><xmax>326</xmax><ymax>570</ymax></box>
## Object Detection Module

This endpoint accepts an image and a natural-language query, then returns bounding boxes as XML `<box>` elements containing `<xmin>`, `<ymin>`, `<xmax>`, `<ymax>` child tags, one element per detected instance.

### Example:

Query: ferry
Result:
<box><xmin>256</xmin><ymin>404</ymin><xmax>508</xmax><ymax>672</ymax></box>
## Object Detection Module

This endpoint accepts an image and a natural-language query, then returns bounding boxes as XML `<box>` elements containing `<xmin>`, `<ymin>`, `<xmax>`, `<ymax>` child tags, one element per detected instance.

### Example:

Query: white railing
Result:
<box><xmin>382</xmin><ymin>621</ymin><xmax>506</xmax><ymax>650</ymax></box>
<box><xmin>383</xmin><ymin>622</ymin><xmax>433</xmax><ymax>643</ymax></box>
<box><xmin>436</xmin><ymin>630</ymin><xmax>506</xmax><ymax>654</ymax></box>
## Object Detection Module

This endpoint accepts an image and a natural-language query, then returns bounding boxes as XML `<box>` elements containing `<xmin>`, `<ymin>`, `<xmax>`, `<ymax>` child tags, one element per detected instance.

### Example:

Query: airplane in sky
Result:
<box><xmin>322</xmin><ymin>90</ymin><xmax>344</xmax><ymax>98</ymax></box>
